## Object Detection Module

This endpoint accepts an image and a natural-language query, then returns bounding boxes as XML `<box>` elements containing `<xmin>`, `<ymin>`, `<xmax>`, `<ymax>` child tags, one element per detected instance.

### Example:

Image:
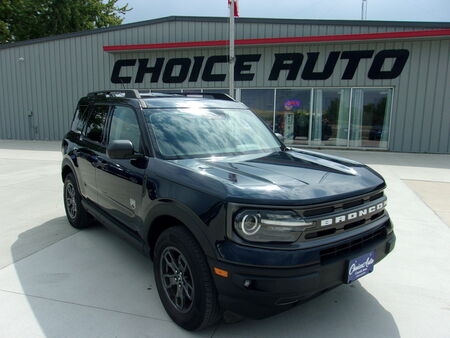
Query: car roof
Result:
<box><xmin>82</xmin><ymin>90</ymin><xmax>248</xmax><ymax>109</ymax></box>
<box><xmin>142</xmin><ymin>97</ymin><xmax>247</xmax><ymax>109</ymax></box>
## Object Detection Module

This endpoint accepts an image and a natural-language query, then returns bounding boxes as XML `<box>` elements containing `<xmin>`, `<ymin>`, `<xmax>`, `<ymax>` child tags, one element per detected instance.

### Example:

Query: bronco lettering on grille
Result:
<box><xmin>320</xmin><ymin>200</ymin><xmax>387</xmax><ymax>227</ymax></box>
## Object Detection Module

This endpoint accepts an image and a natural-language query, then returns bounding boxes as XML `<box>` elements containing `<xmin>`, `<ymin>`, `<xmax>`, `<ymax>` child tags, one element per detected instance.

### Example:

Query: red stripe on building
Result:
<box><xmin>103</xmin><ymin>29</ymin><xmax>450</xmax><ymax>52</ymax></box>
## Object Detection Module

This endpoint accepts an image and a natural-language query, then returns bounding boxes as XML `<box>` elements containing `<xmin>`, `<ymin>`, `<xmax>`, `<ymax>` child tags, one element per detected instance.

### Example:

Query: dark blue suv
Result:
<box><xmin>61</xmin><ymin>90</ymin><xmax>395</xmax><ymax>330</ymax></box>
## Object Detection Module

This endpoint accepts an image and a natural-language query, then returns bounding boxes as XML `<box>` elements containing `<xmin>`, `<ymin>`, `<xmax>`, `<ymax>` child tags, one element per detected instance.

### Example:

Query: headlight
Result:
<box><xmin>234</xmin><ymin>209</ymin><xmax>313</xmax><ymax>243</ymax></box>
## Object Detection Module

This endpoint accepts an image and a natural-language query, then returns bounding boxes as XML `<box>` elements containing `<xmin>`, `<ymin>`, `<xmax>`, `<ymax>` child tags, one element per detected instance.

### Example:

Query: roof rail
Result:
<box><xmin>87</xmin><ymin>89</ymin><xmax>140</xmax><ymax>98</ymax></box>
<box><xmin>87</xmin><ymin>90</ymin><xmax>236</xmax><ymax>101</ymax></box>
<box><xmin>157</xmin><ymin>92</ymin><xmax>235</xmax><ymax>101</ymax></box>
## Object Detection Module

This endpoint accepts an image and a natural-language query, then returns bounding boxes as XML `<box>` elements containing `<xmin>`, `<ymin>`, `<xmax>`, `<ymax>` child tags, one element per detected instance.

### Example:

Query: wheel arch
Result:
<box><xmin>144</xmin><ymin>202</ymin><xmax>216</xmax><ymax>260</ymax></box>
<box><xmin>61</xmin><ymin>163</ymin><xmax>73</xmax><ymax>182</ymax></box>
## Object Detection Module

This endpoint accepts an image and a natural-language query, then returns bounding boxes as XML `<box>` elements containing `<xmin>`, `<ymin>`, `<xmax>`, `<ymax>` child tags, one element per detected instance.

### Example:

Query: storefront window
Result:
<box><xmin>153</xmin><ymin>87</ymin><xmax>392</xmax><ymax>150</ymax></box>
<box><xmin>311</xmin><ymin>88</ymin><xmax>351</xmax><ymax>146</ymax></box>
<box><xmin>349</xmin><ymin>88</ymin><xmax>392</xmax><ymax>148</ymax></box>
<box><xmin>241</xmin><ymin>89</ymin><xmax>275</xmax><ymax>129</ymax></box>
<box><xmin>275</xmin><ymin>89</ymin><xmax>311</xmax><ymax>145</ymax></box>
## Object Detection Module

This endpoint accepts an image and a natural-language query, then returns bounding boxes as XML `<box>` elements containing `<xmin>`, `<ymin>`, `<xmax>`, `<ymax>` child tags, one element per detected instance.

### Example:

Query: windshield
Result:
<box><xmin>144</xmin><ymin>108</ymin><xmax>281</xmax><ymax>159</ymax></box>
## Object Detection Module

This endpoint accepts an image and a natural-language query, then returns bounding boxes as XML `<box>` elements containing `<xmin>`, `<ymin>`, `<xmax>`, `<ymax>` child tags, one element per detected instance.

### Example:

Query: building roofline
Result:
<box><xmin>1</xmin><ymin>15</ymin><xmax>450</xmax><ymax>50</ymax></box>
<box><xmin>103</xmin><ymin>28</ymin><xmax>450</xmax><ymax>52</ymax></box>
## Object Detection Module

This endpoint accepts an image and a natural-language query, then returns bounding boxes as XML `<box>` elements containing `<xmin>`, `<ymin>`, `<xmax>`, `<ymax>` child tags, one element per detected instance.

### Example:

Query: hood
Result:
<box><xmin>156</xmin><ymin>149</ymin><xmax>385</xmax><ymax>206</ymax></box>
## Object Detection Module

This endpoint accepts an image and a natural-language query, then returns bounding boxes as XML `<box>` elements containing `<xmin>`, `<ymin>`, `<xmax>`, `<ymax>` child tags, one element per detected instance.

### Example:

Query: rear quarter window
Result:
<box><xmin>71</xmin><ymin>104</ymin><xmax>90</xmax><ymax>132</ymax></box>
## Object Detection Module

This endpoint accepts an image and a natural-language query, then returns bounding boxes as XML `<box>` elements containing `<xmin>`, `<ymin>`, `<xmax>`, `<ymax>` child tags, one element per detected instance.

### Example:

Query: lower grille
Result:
<box><xmin>319</xmin><ymin>222</ymin><xmax>388</xmax><ymax>261</ymax></box>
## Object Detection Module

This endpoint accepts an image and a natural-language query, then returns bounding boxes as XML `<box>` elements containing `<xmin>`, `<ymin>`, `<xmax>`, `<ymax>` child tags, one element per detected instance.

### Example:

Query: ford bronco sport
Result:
<box><xmin>61</xmin><ymin>89</ymin><xmax>395</xmax><ymax>330</ymax></box>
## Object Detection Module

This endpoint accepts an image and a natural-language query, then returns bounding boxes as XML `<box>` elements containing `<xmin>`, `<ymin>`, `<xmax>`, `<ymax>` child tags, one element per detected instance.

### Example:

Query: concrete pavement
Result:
<box><xmin>0</xmin><ymin>140</ymin><xmax>449</xmax><ymax>338</ymax></box>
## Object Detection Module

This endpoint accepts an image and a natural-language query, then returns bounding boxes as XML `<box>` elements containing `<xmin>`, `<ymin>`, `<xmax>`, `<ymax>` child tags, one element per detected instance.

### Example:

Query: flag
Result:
<box><xmin>228</xmin><ymin>0</ymin><xmax>239</xmax><ymax>17</ymax></box>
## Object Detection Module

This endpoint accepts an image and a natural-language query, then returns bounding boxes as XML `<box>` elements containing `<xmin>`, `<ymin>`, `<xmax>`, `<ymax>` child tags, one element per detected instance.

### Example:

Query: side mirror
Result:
<box><xmin>107</xmin><ymin>140</ymin><xmax>134</xmax><ymax>159</ymax></box>
<box><xmin>275</xmin><ymin>133</ymin><xmax>285</xmax><ymax>143</ymax></box>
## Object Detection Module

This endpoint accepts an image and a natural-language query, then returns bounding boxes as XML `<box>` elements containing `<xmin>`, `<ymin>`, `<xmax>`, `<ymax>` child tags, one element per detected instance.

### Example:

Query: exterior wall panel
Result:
<box><xmin>0</xmin><ymin>17</ymin><xmax>449</xmax><ymax>153</ymax></box>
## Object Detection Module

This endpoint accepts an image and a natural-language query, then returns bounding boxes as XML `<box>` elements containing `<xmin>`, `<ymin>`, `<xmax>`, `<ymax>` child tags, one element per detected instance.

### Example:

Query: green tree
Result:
<box><xmin>0</xmin><ymin>0</ymin><xmax>130</xmax><ymax>44</ymax></box>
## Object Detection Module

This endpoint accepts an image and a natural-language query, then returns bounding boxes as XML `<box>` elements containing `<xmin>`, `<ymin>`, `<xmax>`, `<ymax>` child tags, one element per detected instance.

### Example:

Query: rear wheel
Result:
<box><xmin>63</xmin><ymin>173</ymin><xmax>92</xmax><ymax>229</ymax></box>
<box><xmin>154</xmin><ymin>226</ymin><xmax>221</xmax><ymax>330</ymax></box>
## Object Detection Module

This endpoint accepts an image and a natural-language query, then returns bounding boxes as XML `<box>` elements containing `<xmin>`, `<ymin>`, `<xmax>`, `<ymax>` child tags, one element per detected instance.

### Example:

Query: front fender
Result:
<box><xmin>142</xmin><ymin>200</ymin><xmax>219</xmax><ymax>259</ymax></box>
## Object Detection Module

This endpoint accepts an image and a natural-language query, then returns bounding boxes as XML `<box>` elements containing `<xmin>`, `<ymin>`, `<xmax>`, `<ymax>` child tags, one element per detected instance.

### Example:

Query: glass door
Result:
<box><xmin>311</xmin><ymin>88</ymin><xmax>351</xmax><ymax>146</ymax></box>
<box><xmin>349</xmin><ymin>88</ymin><xmax>392</xmax><ymax>148</ymax></box>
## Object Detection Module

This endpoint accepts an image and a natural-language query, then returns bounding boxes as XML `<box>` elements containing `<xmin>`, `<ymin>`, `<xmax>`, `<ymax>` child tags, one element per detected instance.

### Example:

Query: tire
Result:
<box><xmin>154</xmin><ymin>226</ymin><xmax>221</xmax><ymax>330</ymax></box>
<box><xmin>63</xmin><ymin>173</ymin><xmax>92</xmax><ymax>229</ymax></box>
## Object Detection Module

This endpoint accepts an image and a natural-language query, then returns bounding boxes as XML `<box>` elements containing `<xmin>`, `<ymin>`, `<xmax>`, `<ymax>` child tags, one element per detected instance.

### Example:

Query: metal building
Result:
<box><xmin>0</xmin><ymin>16</ymin><xmax>449</xmax><ymax>153</ymax></box>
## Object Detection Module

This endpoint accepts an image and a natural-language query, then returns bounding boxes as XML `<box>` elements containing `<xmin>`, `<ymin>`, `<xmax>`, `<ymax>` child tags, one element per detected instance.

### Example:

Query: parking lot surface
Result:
<box><xmin>0</xmin><ymin>140</ymin><xmax>449</xmax><ymax>338</ymax></box>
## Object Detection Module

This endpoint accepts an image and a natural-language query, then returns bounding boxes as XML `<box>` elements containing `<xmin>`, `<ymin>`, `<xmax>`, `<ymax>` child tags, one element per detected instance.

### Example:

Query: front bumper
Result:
<box><xmin>209</xmin><ymin>217</ymin><xmax>395</xmax><ymax>319</ymax></box>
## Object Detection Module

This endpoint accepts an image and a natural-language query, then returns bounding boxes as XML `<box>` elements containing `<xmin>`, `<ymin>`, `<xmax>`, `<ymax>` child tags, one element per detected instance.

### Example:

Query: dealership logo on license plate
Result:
<box><xmin>347</xmin><ymin>251</ymin><xmax>375</xmax><ymax>283</ymax></box>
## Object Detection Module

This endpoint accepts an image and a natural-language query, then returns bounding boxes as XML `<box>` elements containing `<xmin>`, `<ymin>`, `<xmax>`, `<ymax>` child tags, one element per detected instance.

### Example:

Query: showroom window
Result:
<box><xmin>241</xmin><ymin>89</ymin><xmax>275</xmax><ymax>129</ymax></box>
<box><xmin>238</xmin><ymin>87</ymin><xmax>392</xmax><ymax>149</ymax></box>
<box><xmin>275</xmin><ymin>89</ymin><xmax>311</xmax><ymax>145</ymax></box>
<box><xmin>151</xmin><ymin>87</ymin><xmax>393</xmax><ymax>150</ymax></box>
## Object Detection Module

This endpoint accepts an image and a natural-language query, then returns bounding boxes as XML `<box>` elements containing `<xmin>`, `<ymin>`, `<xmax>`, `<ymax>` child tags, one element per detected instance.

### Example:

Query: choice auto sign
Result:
<box><xmin>110</xmin><ymin>49</ymin><xmax>409</xmax><ymax>84</ymax></box>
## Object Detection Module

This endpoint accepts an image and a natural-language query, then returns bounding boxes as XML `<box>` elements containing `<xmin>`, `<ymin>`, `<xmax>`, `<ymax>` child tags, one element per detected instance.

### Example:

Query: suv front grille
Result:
<box><xmin>319</xmin><ymin>222</ymin><xmax>388</xmax><ymax>261</ymax></box>
<box><xmin>296</xmin><ymin>190</ymin><xmax>387</xmax><ymax>242</ymax></box>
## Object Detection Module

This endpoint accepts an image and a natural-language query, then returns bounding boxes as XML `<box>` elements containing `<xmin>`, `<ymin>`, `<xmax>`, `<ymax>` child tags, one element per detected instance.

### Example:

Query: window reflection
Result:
<box><xmin>109</xmin><ymin>106</ymin><xmax>141</xmax><ymax>152</ymax></box>
<box><xmin>275</xmin><ymin>89</ymin><xmax>311</xmax><ymax>145</ymax></box>
<box><xmin>149</xmin><ymin>87</ymin><xmax>392</xmax><ymax>150</ymax></box>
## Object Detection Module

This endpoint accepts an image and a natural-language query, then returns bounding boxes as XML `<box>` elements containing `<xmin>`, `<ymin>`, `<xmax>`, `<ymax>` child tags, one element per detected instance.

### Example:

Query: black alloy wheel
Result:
<box><xmin>154</xmin><ymin>226</ymin><xmax>221</xmax><ymax>330</ymax></box>
<box><xmin>65</xmin><ymin>181</ymin><xmax>77</xmax><ymax>220</ymax></box>
<box><xmin>160</xmin><ymin>246</ymin><xmax>195</xmax><ymax>313</ymax></box>
<box><xmin>63</xmin><ymin>173</ymin><xmax>92</xmax><ymax>229</ymax></box>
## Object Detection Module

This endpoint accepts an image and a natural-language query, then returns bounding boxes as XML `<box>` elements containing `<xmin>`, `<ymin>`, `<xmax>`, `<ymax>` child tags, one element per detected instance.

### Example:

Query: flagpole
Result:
<box><xmin>229</xmin><ymin>0</ymin><xmax>235</xmax><ymax>99</ymax></box>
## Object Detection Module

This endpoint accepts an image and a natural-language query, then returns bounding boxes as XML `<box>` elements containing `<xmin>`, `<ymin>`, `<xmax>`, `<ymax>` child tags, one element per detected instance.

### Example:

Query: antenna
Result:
<box><xmin>361</xmin><ymin>0</ymin><xmax>368</xmax><ymax>20</ymax></box>
<box><xmin>119</xmin><ymin>77</ymin><xmax>126</xmax><ymax>89</ymax></box>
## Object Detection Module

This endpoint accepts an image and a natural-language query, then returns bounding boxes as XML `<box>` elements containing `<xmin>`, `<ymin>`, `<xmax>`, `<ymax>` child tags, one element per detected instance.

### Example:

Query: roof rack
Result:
<box><xmin>154</xmin><ymin>92</ymin><xmax>235</xmax><ymax>101</ymax></box>
<box><xmin>87</xmin><ymin>90</ymin><xmax>235</xmax><ymax>101</ymax></box>
<box><xmin>87</xmin><ymin>89</ymin><xmax>140</xmax><ymax>98</ymax></box>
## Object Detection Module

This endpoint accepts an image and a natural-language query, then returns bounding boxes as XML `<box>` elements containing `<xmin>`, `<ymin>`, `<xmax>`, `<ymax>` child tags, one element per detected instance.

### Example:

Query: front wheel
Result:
<box><xmin>154</xmin><ymin>226</ymin><xmax>221</xmax><ymax>330</ymax></box>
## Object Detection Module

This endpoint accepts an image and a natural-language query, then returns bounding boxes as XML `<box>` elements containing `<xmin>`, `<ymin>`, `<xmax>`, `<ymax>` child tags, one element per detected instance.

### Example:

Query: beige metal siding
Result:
<box><xmin>0</xmin><ymin>18</ymin><xmax>449</xmax><ymax>153</ymax></box>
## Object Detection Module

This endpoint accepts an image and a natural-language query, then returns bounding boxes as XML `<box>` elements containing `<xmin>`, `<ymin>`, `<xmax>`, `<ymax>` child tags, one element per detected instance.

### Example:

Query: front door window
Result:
<box><xmin>109</xmin><ymin>106</ymin><xmax>141</xmax><ymax>152</ymax></box>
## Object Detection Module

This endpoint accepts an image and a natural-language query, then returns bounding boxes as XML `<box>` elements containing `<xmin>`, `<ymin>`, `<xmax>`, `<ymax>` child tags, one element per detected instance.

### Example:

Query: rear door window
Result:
<box><xmin>84</xmin><ymin>105</ymin><xmax>109</xmax><ymax>143</ymax></box>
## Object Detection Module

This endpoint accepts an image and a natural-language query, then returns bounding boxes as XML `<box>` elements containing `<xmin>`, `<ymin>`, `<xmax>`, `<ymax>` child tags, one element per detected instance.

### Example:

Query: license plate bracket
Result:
<box><xmin>346</xmin><ymin>250</ymin><xmax>376</xmax><ymax>283</ymax></box>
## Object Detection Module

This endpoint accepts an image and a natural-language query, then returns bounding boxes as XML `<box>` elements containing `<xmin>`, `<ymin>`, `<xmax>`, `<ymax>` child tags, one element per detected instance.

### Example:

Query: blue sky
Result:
<box><xmin>116</xmin><ymin>0</ymin><xmax>450</xmax><ymax>23</ymax></box>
